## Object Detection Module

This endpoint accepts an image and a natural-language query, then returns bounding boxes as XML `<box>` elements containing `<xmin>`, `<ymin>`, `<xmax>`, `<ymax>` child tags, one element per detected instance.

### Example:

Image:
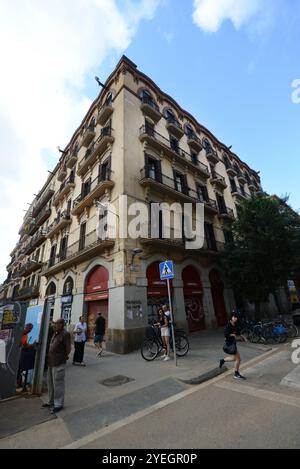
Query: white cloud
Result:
<box><xmin>192</xmin><ymin>0</ymin><xmax>264</xmax><ymax>32</ymax></box>
<box><xmin>0</xmin><ymin>0</ymin><xmax>160</xmax><ymax>282</ymax></box>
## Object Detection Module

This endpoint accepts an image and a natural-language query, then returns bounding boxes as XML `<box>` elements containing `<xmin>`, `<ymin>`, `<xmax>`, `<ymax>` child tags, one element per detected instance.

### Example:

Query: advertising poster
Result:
<box><xmin>1</xmin><ymin>305</ymin><xmax>20</xmax><ymax>330</ymax></box>
<box><xmin>24</xmin><ymin>304</ymin><xmax>44</xmax><ymax>343</ymax></box>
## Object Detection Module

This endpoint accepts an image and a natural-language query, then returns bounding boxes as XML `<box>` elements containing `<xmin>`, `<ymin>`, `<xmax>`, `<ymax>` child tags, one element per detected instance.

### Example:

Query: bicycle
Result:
<box><xmin>141</xmin><ymin>324</ymin><xmax>189</xmax><ymax>361</ymax></box>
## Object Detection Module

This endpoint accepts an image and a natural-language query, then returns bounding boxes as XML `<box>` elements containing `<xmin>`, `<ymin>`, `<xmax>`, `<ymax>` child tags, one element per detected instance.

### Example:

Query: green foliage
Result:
<box><xmin>222</xmin><ymin>193</ymin><xmax>300</xmax><ymax>307</ymax></box>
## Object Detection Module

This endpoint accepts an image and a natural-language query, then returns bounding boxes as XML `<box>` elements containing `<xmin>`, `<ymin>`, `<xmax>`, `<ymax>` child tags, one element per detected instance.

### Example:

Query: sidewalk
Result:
<box><xmin>0</xmin><ymin>329</ymin><xmax>273</xmax><ymax>449</ymax></box>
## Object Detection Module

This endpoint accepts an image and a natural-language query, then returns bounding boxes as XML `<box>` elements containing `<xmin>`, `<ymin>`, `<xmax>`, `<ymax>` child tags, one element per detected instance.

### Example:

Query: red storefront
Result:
<box><xmin>182</xmin><ymin>266</ymin><xmax>205</xmax><ymax>332</ymax></box>
<box><xmin>85</xmin><ymin>266</ymin><xmax>109</xmax><ymax>340</ymax></box>
<box><xmin>146</xmin><ymin>261</ymin><xmax>173</xmax><ymax>323</ymax></box>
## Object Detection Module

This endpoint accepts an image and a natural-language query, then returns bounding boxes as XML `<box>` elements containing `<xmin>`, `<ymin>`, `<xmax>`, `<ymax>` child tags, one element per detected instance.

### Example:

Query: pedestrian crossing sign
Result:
<box><xmin>159</xmin><ymin>260</ymin><xmax>174</xmax><ymax>280</ymax></box>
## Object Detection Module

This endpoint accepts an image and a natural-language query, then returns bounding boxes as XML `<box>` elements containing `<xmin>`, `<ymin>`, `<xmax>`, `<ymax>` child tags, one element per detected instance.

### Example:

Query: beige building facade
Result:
<box><xmin>3</xmin><ymin>56</ymin><xmax>262</xmax><ymax>353</ymax></box>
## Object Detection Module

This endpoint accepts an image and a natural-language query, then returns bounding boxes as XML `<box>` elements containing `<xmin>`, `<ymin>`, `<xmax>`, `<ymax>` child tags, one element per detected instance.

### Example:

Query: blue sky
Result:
<box><xmin>0</xmin><ymin>0</ymin><xmax>299</xmax><ymax>282</ymax></box>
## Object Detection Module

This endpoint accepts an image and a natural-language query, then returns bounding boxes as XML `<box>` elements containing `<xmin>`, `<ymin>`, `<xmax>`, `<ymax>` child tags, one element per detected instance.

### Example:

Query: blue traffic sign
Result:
<box><xmin>159</xmin><ymin>261</ymin><xmax>174</xmax><ymax>280</ymax></box>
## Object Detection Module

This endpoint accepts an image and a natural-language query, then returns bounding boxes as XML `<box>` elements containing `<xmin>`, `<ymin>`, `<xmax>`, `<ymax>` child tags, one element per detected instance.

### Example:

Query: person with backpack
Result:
<box><xmin>219</xmin><ymin>311</ymin><xmax>247</xmax><ymax>380</ymax></box>
<box><xmin>160</xmin><ymin>306</ymin><xmax>171</xmax><ymax>361</ymax></box>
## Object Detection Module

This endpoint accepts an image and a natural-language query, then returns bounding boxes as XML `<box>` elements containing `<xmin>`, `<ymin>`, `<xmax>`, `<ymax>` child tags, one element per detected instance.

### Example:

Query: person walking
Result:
<box><xmin>219</xmin><ymin>312</ymin><xmax>247</xmax><ymax>380</ymax></box>
<box><xmin>42</xmin><ymin>318</ymin><xmax>71</xmax><ymax>414</ymax></box>
<box><xmin>160</xmin><ymin>307</ymin><xmax>171</xmax><ymax>361</ymax></box>
<box><xmin>72</xmin><ymin>316</ymin><xmax>87</xmax><ymax>366</ymax></box>
<box><xmin>94</xmin><ymin>312</ymin><xmax>106</xmax><ymax>357</ymax></box>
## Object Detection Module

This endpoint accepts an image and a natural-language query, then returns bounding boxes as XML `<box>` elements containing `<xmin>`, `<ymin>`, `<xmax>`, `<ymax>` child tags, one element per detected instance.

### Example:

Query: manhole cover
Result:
<box><xmin>100</xmin><ymin>375</ymin><xmax>134</xmax><ymax>387</ymax></box>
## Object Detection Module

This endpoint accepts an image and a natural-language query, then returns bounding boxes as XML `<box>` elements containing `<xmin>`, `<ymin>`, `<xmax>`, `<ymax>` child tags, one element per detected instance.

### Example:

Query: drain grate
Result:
<box><xmin>100</xmin><ymin>375</ymin><xmax>135</xmax><ymax>387</ymax></box>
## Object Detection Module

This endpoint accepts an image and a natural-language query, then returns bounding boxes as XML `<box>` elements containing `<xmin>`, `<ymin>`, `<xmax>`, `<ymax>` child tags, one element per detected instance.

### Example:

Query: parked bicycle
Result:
<box><xmin>141</xmin><ymin>324</ymin><xmax>189</xmax><ymax>361</ymax></box>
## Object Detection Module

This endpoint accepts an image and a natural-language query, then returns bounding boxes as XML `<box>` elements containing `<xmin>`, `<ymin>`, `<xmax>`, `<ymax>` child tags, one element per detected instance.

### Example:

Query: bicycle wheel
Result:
<box><xmin>174</xmin><ymin>335</ymin><xmax>189</xmax><ymax>357</ymax></box>
<box><xmin>287</xmin><ymin>324</ymin><xmax>298</xmax><ymax>338</ymax></box>
<box><xmin>140</xmin><ymin>339</ymin><xmax>159</xmax><ymax>361</ymax></box>
<box><xmin>249</xmin><ymin>330</ymin><xmax>261</xmax><ymax>343</ymax></box>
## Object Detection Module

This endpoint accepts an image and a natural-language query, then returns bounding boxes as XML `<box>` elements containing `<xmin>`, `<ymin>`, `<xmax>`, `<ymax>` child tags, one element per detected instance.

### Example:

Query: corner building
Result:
<box><xmin>4</xmin><ymin>56</ymin><xmax>263</xmax><ymax>353</ymax></box>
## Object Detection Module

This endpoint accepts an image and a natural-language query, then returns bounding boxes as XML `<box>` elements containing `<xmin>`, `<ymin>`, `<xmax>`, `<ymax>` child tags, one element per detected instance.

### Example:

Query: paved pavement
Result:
<box><xmin>0</xmin><ymin>329</ymin><xmax>290</xmax><ymax>449</ymax></box>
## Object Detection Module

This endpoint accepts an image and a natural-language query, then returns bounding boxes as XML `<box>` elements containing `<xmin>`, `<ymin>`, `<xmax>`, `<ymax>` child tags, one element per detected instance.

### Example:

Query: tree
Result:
<box><xmin>222</xmin><ymin>193</ymin><xmax>300</xmax><ymax>320</ymax></box>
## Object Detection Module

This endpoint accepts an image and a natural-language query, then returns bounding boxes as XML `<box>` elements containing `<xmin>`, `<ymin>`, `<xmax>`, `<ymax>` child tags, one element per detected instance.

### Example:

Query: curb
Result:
<box><xmin>178</xmin><ymin>366</ymin><xmax>228</xmax><ymax>385</ymax></box>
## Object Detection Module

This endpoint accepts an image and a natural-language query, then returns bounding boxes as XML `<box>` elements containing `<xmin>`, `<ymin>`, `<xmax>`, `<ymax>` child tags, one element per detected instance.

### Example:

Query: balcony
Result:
<box><xmin>15</xmin><ymin>285</ymin><xmax>39</xmax><ymax>300</ymax></box>
<box><xmin>139</xmin><ymin>223</ymin><xmax>185</xmax><ymax>249</ymax></box>
<box><xmin>28</xmin><ymin>207</ymin><xmax>51</xmax><ymax>236</ymax></box>
<box><xmin>57</xmin><ymin>165</ymin><xmax>67</xmax><ymax>182</ymax></box>
<box><xmin>97</xmin><ymin>101</ymin><xmax>114</xmax><ymax>126</ymax></box>
<box><xmin>12</xmin><ymin>270</ymin><xmax>22</xmax><ymax>280</ymax></box>
<box><xmin>139</xmin><ymin>126</ymin><xmax>210</xmax><ymax>179</ymax></box>
<box><xmin>237</xmin><ymin>172</ymin><xmax>247</xmax><ymax>185</ymax></box>
<box><xmin>81</xmin><ymin>124</ymin><xmax>96</xmax><ymax>148</ymax></box>
<box><xmin>210</xmin><ymin>171</ymin><xmax>227</xmax><ymax>190</ymax></box>
<box><xmin>140</xmin><ymin>167</ymin><xmax>196</xmax><ymax>203</ymax></box>
<box><xmin>166</xmin><ymin>117</ymin><xmax>184</xmax><ymax>138</ymax></box>
<box><xmin>140</xmin><ymin>96</ymin><xmax>161</xmax><ymax>123</ymax></box>
<box><xmin>231</xmin><ymin>187</ymin><xmax>248</xmax><ymax>200</ymax></box>
<box><xmin>224</xmin><ymin>162</ymin><xmax>237</xmax><ymax>177</ymax></box>
<box><xmin>72</xmin><ymin>171</ymin><xmax>114</xmax><ymax>216</ymax></box>
<box><xmin>187</xmin><ymin>133</ymin><xmax>203</xmax><ymax>153</ymax></box>
<box><xmin>248</xmin><ymin>181</ymin><xmax>257</xmax><ymax>192</ymax></box>
<box><xmin>46</xmin><ymin>212</ymin><xmax>71</xmax><ymax>239</ymax></box>
<box><xmin>218</xmin><ymin>207</ymin><xmax>235</xmax><ymax>221</ymax></box>
<box><xmin>66</xmin><ymin>150</ymin><xmax>78</xmax><ymax>169</ymax></box>
<box><xmin>205</xmin><ymin>147</ymin><xmax>219</xmax><ymax>164</ymax></box>
<box><xmin>43</xmin><ymin>229</ymin><xmax>115</xmax><ymax>276</ymax></box>
<box><xmin>198</xmin><ymin>196</ymin><xmax>218</xmax><ymax>215</ymax></box>
<box><xmin>53</xmin><ymin>174</ymin><xmax>75</xmax><ymax>206</ymax></box>
<box><xmin>32</xmin><ymin>184</ymin><xmax>55</xmax><ymax>217</ymax></box>
<box><xmin>25</xmin><ymin>229</ymin><xmax>47</xmax><ymax>255</ymax></box>
<box><xmin>77</xmin><ymin>126</ymin><xmax>114</xmax><ymax>177</ymax></box>
<box><xmin>19</xmin><ymin>260</ymin><xmax>43</xmax><ymax>277</ymax></box>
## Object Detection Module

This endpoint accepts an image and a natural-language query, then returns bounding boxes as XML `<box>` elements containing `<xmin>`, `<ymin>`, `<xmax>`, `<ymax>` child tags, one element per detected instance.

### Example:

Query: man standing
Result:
<box><xmin>72</xmin><ymin>316</ymin><xmax>87</xmax><ymax>366</ymax></box>
<box><xmin>94</xmin><ymin>312</ymin><xmax>106</xmax><ymax>358</ymax></box>
<box><xmin>42</xmin><ymin>318</ymin><xmax>71</xmax><ymax>414</ymax></box>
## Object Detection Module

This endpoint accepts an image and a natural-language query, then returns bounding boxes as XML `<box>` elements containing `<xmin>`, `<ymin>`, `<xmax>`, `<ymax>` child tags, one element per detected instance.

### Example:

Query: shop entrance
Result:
<box><xmin>85</xmin><ymin>266</ymin><xmax>109</xmax><ymax>340</ymax></box>
<box><xmin>182</xmin><ymin>266</ymin><xmax>205</xmax><ymax>332</ymax></box>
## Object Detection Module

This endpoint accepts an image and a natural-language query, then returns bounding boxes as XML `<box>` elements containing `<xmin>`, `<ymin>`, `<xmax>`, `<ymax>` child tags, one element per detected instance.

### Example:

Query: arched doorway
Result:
<box><xmin>45</xmin><ymin>281</ymin><xmax>56</xmax><ymax>323</ymax></box>
<box><xmin>146</xmin><ymin>261</ymin><xmax>172</xmax><ymax>324</ymax></box>
<box><xmin>61</xmin><ymin>277</ymin><xmax>74</xmax><ymax>325</ymax></box>
<box><xmin>182</xmin><ymin>266</ymin><xmax>205</xmax><ymax>332</ymax></box>
<box><xmin>209</xmin><ymin>269</ymin><xmax>227</xmax><ymax>327</ymax></box>
<box><xmin>85</xmin><ymin>266</ymin><xmax>109</xmax><ymax>340</ymax></box>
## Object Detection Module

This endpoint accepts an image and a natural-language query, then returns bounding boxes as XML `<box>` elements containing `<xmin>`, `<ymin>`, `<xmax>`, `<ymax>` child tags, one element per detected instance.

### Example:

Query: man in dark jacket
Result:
<box><xmin>42</xmin><ymin>318</ymin><xmax>71</xmax><ymax>413</ymax></box>
<box><xmin>94</xmin><ymin>312</ymin><xmax>106</xmax><ymax>357</ymax></box>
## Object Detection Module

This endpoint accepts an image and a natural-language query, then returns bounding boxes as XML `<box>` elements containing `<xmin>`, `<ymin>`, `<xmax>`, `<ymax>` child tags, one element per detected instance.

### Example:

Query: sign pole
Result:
<box><xmin>167</xmin><ymin>278</ymin><xmax>177</xmax><ymax>367</ymax></box>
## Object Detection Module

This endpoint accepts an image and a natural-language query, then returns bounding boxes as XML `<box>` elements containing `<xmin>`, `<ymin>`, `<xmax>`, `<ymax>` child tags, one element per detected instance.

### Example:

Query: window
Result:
<box><xmin>197</xmin><ymin>184</ymin><xmax>209</xmax><ymax>203</ymax></box>
<box><xmin>147</xmin><ymin>158</ymin><xmax>158</xmax><ymax>180</ymax></box>
<box><xmin>145</xmin><ymin>120</ymin><xmax>155</xmax><ymax>136</ymax></box>
<box><xmin>230</xmin><ymin>178</ymin><xmax>237</xmax><ymax>192</ymax></box>
<box><xmin>170</xmin><ymin>136</ymin><xmax>179</xmax><ymax>154</ymax></box>
<box><xmin>165</xmin><ymin>108</ymin><xmax>175</xmax><ymax>121</ymax></box>
<box><xmin>63</xmin><ymin>277</ymin><xmax>74</xmax><ymax>295</ymax></box>
<box><xmin>185</xmin><ymin>124</ymin><xmax>194</xmax><ymax>138</ymax></box>
<box><xmin>104</xmin><ymin>91</ymin><xmax>113</xmax><ymax>106</ymax></box>
<box><xmin>216</xmin><ymin>194</ymin><xmax>227</xmax><ymax>214</ymax></box>
<box><xmin>66</xmin><ymin>199</ymin><xmax>72</xmax><ymax>216</ymax></box>
<box><xmin>223</xmin><ymin>155</ymin><xmax>230</xmax><ymax>169</ymax></box>
<box><xmin>49</xmin><ymin>244</ymin><xmax>57</xmax><ymax>267</ymax></box>
<box><xmin>240</xmin><ymin>184</ymin><xmax>246</xmax><ymax>196</ymax></box>
<box><xmin>191</xmin><ymin>153</ymin><xmax>198</xmax><ymax>166</ymax></box>
<box><xmin>99</xmin><ymin>160</ymin><xmax>110</xmax><ymax>181</ymax></box>
<box><xmin>204</xmin><ymin>222</ymin><xmax>217</xmax><ymax>251</ymax></box>
<box><xmin>174</xmin><ymin>172</ymin><xmax>186</xmax><ymax>194</ymax></box>
<box><xmin>203</xmin><ymin>139</ymin><xmax>212</xmax><ymax>152</ymax></box>
<box><xmin>59</xmin><ymin>236</ymin><xmax>68</xmax><ymax>260</ymax></box>
<box><xmin>79</xmin><ymin>223</ymin><xmax>86</xmax><ymax>251</ymax></box>
<box><xmin>81</xmin><ymin>178</ymin><xmax>91</xmax><ymax>198</ymax></box>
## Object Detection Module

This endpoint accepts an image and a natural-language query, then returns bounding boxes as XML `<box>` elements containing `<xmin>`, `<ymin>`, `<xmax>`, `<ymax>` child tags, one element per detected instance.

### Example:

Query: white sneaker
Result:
<box><xmin>163</xmin><ymin>356</ymin><xmax>170</xmax><ymax>361</ymax></box>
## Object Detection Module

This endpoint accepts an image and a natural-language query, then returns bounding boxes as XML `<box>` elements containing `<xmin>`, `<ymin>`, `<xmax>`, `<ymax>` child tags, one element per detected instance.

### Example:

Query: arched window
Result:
<box><xmin>185</xmin><ymin>123</ymin><xmax>195</xmax><ymax>138</ymax></box>
<box><xmin>203</xmin><ymin>138</ymin><xmax>212</xmax><ymax>151</ymax></box>
<box><xmin>46</xmin><ymin>281</ymin><xmax>56</xmax><ymax>297</ymax></box>
<box><xmin>104</xmin><ymin>91</ymin><xmax>113</xmax><ymax>106</ymax></box>
<box><xmin>139</xmin><ymin>89</ymin><xmax>153</xmax><ymax>101</ymax></box>
<box><xmin>63</xmin><ymin>277</ymin><xmax>74</xmax><ymax>295</ymax></box>
<box><xmin>164</xmin><ymin>108</ymin><xmax>176</xmax><ymax>122</ymax></box>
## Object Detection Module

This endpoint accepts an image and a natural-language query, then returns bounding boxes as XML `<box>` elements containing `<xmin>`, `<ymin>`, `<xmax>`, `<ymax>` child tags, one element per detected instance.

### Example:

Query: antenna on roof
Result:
<box><xmin>95</xmin><ymin>76</ymin><xmax>108</xmax><ymax>89</ymax></box>
<box><xmin>57</xmin><ymin>146</ymin><xmax>66</xmax><ymax>154</ymax></box>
